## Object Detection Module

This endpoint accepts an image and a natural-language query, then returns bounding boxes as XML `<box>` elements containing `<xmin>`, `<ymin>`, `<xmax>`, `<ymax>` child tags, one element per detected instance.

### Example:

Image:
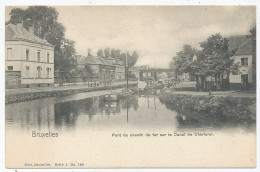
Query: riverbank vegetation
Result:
<box><xmin>170</xmin><ymin>34</ymin><xmax>240</xmax><ymax>91</ymax></box>
<box><xmin>159</xmin><ymin>93</ymin><xmax>256</xmax><ymax>130</ymax></box>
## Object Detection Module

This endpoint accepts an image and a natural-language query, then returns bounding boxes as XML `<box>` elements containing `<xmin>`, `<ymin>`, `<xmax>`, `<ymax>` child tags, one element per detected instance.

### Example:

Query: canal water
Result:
<box><xmin>5</xmin><ymin>89</ymin><xmax>256</xmax><ymax>168</ymax></box>
<box><xmin>6</xmin><ymin>89</ymin><xmax>255</xmax><ymax>134</ymax></box>
<box><xmin>6</xmin><ymin>90</ymin><xmax>179</xmax><ymax>133</ymax></box>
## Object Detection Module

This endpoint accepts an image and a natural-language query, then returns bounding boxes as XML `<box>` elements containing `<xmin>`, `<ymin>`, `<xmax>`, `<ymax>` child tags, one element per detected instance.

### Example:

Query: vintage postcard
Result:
<box><xmin>4</xmin><ymin>5</ymin><xmax>256</xmax><ymax>168</ymax></box>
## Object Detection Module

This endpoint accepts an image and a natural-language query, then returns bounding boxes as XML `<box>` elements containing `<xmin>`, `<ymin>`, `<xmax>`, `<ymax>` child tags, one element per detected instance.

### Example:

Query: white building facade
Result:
<box><xmin>229</xmin><ymin>35</ymin><xmax>253</xmax><ymax>90</ymax></box>
<box><xmin>5</xmin><ymin>23</ymin><xmax>54</xmax><ymax>88</ymax></box>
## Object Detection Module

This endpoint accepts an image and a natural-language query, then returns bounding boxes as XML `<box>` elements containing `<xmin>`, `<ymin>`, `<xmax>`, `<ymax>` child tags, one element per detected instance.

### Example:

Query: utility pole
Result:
<box><xmin>126</xmin><ymin>52</ymin><xmax>129</xmax><ymax>89</ymax></box>
<box><xmin>147</xmin><ymin>66</ymin><xmax>149</xmax><ymax>87</ymax></box>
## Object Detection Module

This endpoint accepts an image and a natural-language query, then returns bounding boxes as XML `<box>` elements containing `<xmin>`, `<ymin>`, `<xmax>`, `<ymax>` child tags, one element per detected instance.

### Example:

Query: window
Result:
<box><xmin>26</xmin><ymin>66</ymin><xmax>30</xmax><ymax>77</ymax></box>
<box><xmin>46</xmin><ymin>68</ymin><xmax>51</xmax><ymax>78</ymax></box>
<box><xmin>7</xmin><ymin>66</ymin><xmax>13</xmax><ymax>70</ymax></box>
<box><xmin>47</xmin><ymin>53</ymin><xmax>50</xmax><ymax>63</ymax></box>
<box><xmin>36</xmin><ymin>66</ymin><xmax>42</xmax><ymax>78</ymax></box>
<box><xmin>37</xmin><ymin>51</ymin><xmax>41</xmax><ymax>62</ymax></box>
<box><xmin>241</xmin><ymin>58</ymin><xmax>248</xmax><ymax>66</ymax></box>
<box><xmin>7</xmin><ymin>48</ymin><xmax>12</xmax><ymax>60</ymax></box>
<box><xmin>26</xmin><ymin>49</ymin><xmax>29</xmax><ymax>61</ymax></box>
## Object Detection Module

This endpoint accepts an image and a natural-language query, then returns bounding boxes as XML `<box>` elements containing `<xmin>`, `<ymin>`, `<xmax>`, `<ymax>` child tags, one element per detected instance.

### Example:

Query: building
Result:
<box><xmin>76</xmin><ymin>51</ymin><xmax>125</xmax><ymax>85</ymax></box>
<box><xmin>177</xmin><ymin>73</ymin><xmax>194</xmax><ymax>82</ymax></box>
<box><xmin>5</xmin><ymin>22</ymin><xmax>54</xmax><ymax>88</ymax></box>
<box><xmin>98</xmin><ymin>57</ymin><xmax>116</xmax><ymax>85</ymax></box>
<box><xmin>229</xmin><ymin>35</ymin><xmax>253</xmax><ymax>90</ymax></box>
<box><xmin>138</xmin><ymin>66</ymin><xmax>175</xmax><ymax>85</ymax></box>
<box><xmin>128</xmin><ymin>67</ymin><xmax>139</xmax><ymax>80</ymax></box>
<box><xmin>106</xmin><ymin>57</ymin><xmax>125</xmax><ymax>82</ymax></box>
<box><xmin>138</xmin><ymin>66</ymin><xmax>156</xmax><ymax>85</ymax></box>
<box><xmin>84</xmin><ymin>51</ymin><xmax>116</xmax><ymax>86</ymax></box>
<box><xmin>153</xmin><ymin>68</ymin><xmax>175</xmax><ymax>81</ymax></box>
<box><xmin>250</xmin><ymin>26</ymin><xmax>256</xmax><ymax>90</ymax></box>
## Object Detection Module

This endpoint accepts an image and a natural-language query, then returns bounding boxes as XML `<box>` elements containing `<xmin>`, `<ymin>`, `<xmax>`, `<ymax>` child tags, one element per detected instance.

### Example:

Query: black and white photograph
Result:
<box><xmin>3</xmin><ymin>4</ymin><xmax>257</xmax><ymax>169</ymax></box>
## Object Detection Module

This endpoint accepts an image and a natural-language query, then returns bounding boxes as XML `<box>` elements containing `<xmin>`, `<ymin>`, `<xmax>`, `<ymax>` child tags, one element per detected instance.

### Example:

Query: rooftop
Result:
<box><xmin>5</xmin><ymin>23</ymin><xmax>53</xmax><ymax>47</ymax></box>
<box><xmin>98</xmin><ymin>57</ymin><xmax>111</xmax><ymax>66</ymax></box>
<box><xmin>228</xmin><ymin>35</ymin><xmax>252</xmax><ymax>55</ymax></box>
<box><xmin>85</xmin><ymin>54</ymin><xmax>103</xmax><ymax>65</ymax></box>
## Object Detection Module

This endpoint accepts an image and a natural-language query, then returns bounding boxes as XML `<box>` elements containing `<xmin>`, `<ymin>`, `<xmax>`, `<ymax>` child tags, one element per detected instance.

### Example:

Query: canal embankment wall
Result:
<box><xmin>6</xmin><ymin>83</ymin><xmax>137</xmax><ymax>104</ymax></box>
<box><xmin>159</xmin><ymin>91</ymin><xmax>256</xmax><ymax>124</ymax></box>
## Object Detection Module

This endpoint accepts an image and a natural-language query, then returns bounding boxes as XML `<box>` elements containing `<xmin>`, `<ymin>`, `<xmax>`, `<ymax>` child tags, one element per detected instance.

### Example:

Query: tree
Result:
<box><xmin>55</xmin><ymin>39</ymin><xmax>78</xmax><ymax>80</ymax></box>
<box><xmin>172</xmin><ymin>44</ymin><xmax>197</xmax><ymax>75</ymax></box>
<box><xmin>7</xmin><ymin>6</ymin><xmax>78</xmax><ymax>82</ymax></box>
<box><xmin>7</xmin><ymin>6</ymin><xmax>65</xmax><ymax>52</ymax></box>
<box><xmin>111</xmin><ymin>48</ymin><xmax>116</xmax><ymax>58</ymax></box>
<box><xmin>111</xmin><ymin>48</ymin><xmax>121</xmax><ymax>59</ymax></box>
<box><xmin>115</xmin><ymin>49</ymin><xmax>121</xmax><ymax>59</ymax></box>
<box><xmin>77</xmin><ymin>64</ymin><xmax>93</xmax><ymax>82</ymax></box>
<box><xmin>171</xmin><ymin>34</ymin><xmax>238</xmax><ymax>90</ymax></box>
<box><xmin>104</xmin><ymin>47</ymin><xmax>111</xmax><ymax>58</ymax></box>
<box><xmin>194</xmin><ymin>34</ymin><xmax>238</xmax><ymax>90</ymax></box>
<box><xmin>129</xmin><ymin>51</ymin><xmax>139</xmax><ymax>68</ymax></box>
<box><xmin>97</xmin><ymin>49</ymin><xmax>104</xmax><ymax>57</ymax></box>
<box><xmin>119</xmin><ymin>51</ymin><xmax>139</xmax><ymax>68</ymax></box>
<box><xmin>119</xmin><ymin>52</ymin><xmax>126</xmax><ymax>64</ymax></box>
<box><xmin>196</xmin><ymin>34</ymin><xmax>236</xmax><ymax>77</ymax></box>
<box><xmin>8</xmin><ymin>8</ymin><xmax>25</xmax><ymax>24</ymax></box>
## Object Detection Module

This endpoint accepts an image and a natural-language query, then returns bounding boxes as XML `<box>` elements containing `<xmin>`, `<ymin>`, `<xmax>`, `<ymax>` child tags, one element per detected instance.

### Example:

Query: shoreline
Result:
<box><xmin>158</xmin><ymin>91</ymin><xmax>256</xmax><ymax>127</ymax></box>
<box><xmin>5</xmin><ymin>83</ymin><xmax>137</xmax><ymax>104</ymax></box>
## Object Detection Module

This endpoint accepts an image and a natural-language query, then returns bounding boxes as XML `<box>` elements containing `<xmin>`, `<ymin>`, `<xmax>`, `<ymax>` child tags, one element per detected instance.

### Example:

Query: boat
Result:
<box><xmin>104</xmin><ymin>53</ymin><xmax>135</xmax><ymax>102</ymax></box>
<box><xmin>104</xmin><ymin>89</ymin><xmax>135</xmax><ymax>102</ymax></box>
<box><xmin>104</xmin><ymin>93</ymin><xmax>120</xmax><ymax>102</ymax></box>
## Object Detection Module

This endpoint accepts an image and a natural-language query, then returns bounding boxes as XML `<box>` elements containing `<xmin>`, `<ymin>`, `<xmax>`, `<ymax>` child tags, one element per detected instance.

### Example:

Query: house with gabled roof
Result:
<box><xmin>5</xmin><ymin>22</ymin><xmax>54</xmax><ymax>88</ymax></box>
<box><xmin>106</xmin><ymin>57</ymin><xmax>125</xmax><ymax>82</ymax></box>
<box><xmin>229</xmin><ymin>35</ymin><xmax>253</xmax><ymax>90</ymax></box>
<box><xmin>85</xmin><ymin>50</ymin><xmax>115</xmax><ymax>86</ymax></box>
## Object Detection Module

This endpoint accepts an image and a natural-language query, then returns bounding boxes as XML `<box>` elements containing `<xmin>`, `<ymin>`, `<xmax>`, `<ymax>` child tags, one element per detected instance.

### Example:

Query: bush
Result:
<box><xmin>159</xmin><ymin>93</ymin><xmax>256</xmax><ymax>126</ymax></box>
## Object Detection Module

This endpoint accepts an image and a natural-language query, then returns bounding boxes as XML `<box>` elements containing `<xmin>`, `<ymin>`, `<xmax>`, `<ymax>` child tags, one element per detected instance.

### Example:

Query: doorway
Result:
<box><xmin>241</xmin><ymin>74</ymin><xmax>248</xmax><ymax>90</ymax></box>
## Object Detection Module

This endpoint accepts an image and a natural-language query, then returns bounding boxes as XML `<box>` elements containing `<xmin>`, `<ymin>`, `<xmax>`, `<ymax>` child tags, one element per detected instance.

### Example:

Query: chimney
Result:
<box><xmin>26</xmin><ymin>18</ymin><xmax>34</xmax><ymax>35</ymax></box>
<box><xmin>88</xmin><ymin>49</ymin><xmax>91</xmax><ymax>56</ymax></box>
<box><xmin>28</xmin><ymin>24</ymin><xmax>34</xmax><ymax>35</ymax></box>
<box><xmin>17</xmin><ymin>21</ymin><xmax>23</xmax><ymax>30</ymax></box>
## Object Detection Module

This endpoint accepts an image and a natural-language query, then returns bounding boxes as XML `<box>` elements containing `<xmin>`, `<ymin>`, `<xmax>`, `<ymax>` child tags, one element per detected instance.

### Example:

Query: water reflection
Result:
<box><xmin>5</xmin><ymin>92</ymin><xmax>255</xmax><ymax>133</ymax></box>
<box><xmin>6</xmin><ymin>95</ymin><xmax>141</xmax><ymax>131</ymax></box>
<box><xmin>6</xmin><ymin>98</ymin><xmax>56</xmax><ymax>131</ymax></box>
<box><xmin>159</xmin><ymin>97</ymin><xmax>256</xmax><ymax>132</ymax></box>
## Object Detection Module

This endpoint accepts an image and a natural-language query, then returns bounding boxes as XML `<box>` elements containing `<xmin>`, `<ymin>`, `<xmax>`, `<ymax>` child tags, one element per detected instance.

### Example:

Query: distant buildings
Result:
<box><xmin>229</xmin><ymin>35</ymin><xmax>254</xmax><ymax>90</ymax></box>
<box><xmin>138</xmin><ymin>65</ymin><xmax>175</xmax><ymax>85</ymax></box>
<box><xmin>5</xmin><ymin>22</ymin><xmax>54</xmax><ymax>88</ymax></box>
<box><xmin>76</xmin><ymin>50</ymin><xmax>125</xmax><ymax>86</ymax></box>
<box><xmin>139</xmin><ymin>67</ymin><xmax>157</xmax><ymax>85</ymax></box>
<box><xmin>178</xmin><ymin>73</ymin><xmax>195</xmax><ymax>82</ymax></box>
<box><xmin>106</xmin><ymin>57</ymin><xmax>125</xmax><ymax>82</ymax></box>
<box><xmin>128</xmin><ymin>67</ymin><xmax>139</xmax><ymax>80</ymax></box>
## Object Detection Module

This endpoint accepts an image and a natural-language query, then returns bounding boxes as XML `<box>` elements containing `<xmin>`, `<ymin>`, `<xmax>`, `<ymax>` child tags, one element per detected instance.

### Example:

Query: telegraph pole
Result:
<box><xmin>126</xmin><ymin>52</ymin><xmax>129</xmax><ymax>89</ymax></box>
<box><xmin>147</xmin><ymin>66</ymin><xmax>149</xmax><ymax>87</ymax></box>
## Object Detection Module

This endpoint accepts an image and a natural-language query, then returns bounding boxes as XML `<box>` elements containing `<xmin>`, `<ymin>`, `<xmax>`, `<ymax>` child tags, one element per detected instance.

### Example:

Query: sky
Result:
<box><xmin>6</xmin><ymin>6</ymin><xmax>256</xmax><ymax>68</ymax></box>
